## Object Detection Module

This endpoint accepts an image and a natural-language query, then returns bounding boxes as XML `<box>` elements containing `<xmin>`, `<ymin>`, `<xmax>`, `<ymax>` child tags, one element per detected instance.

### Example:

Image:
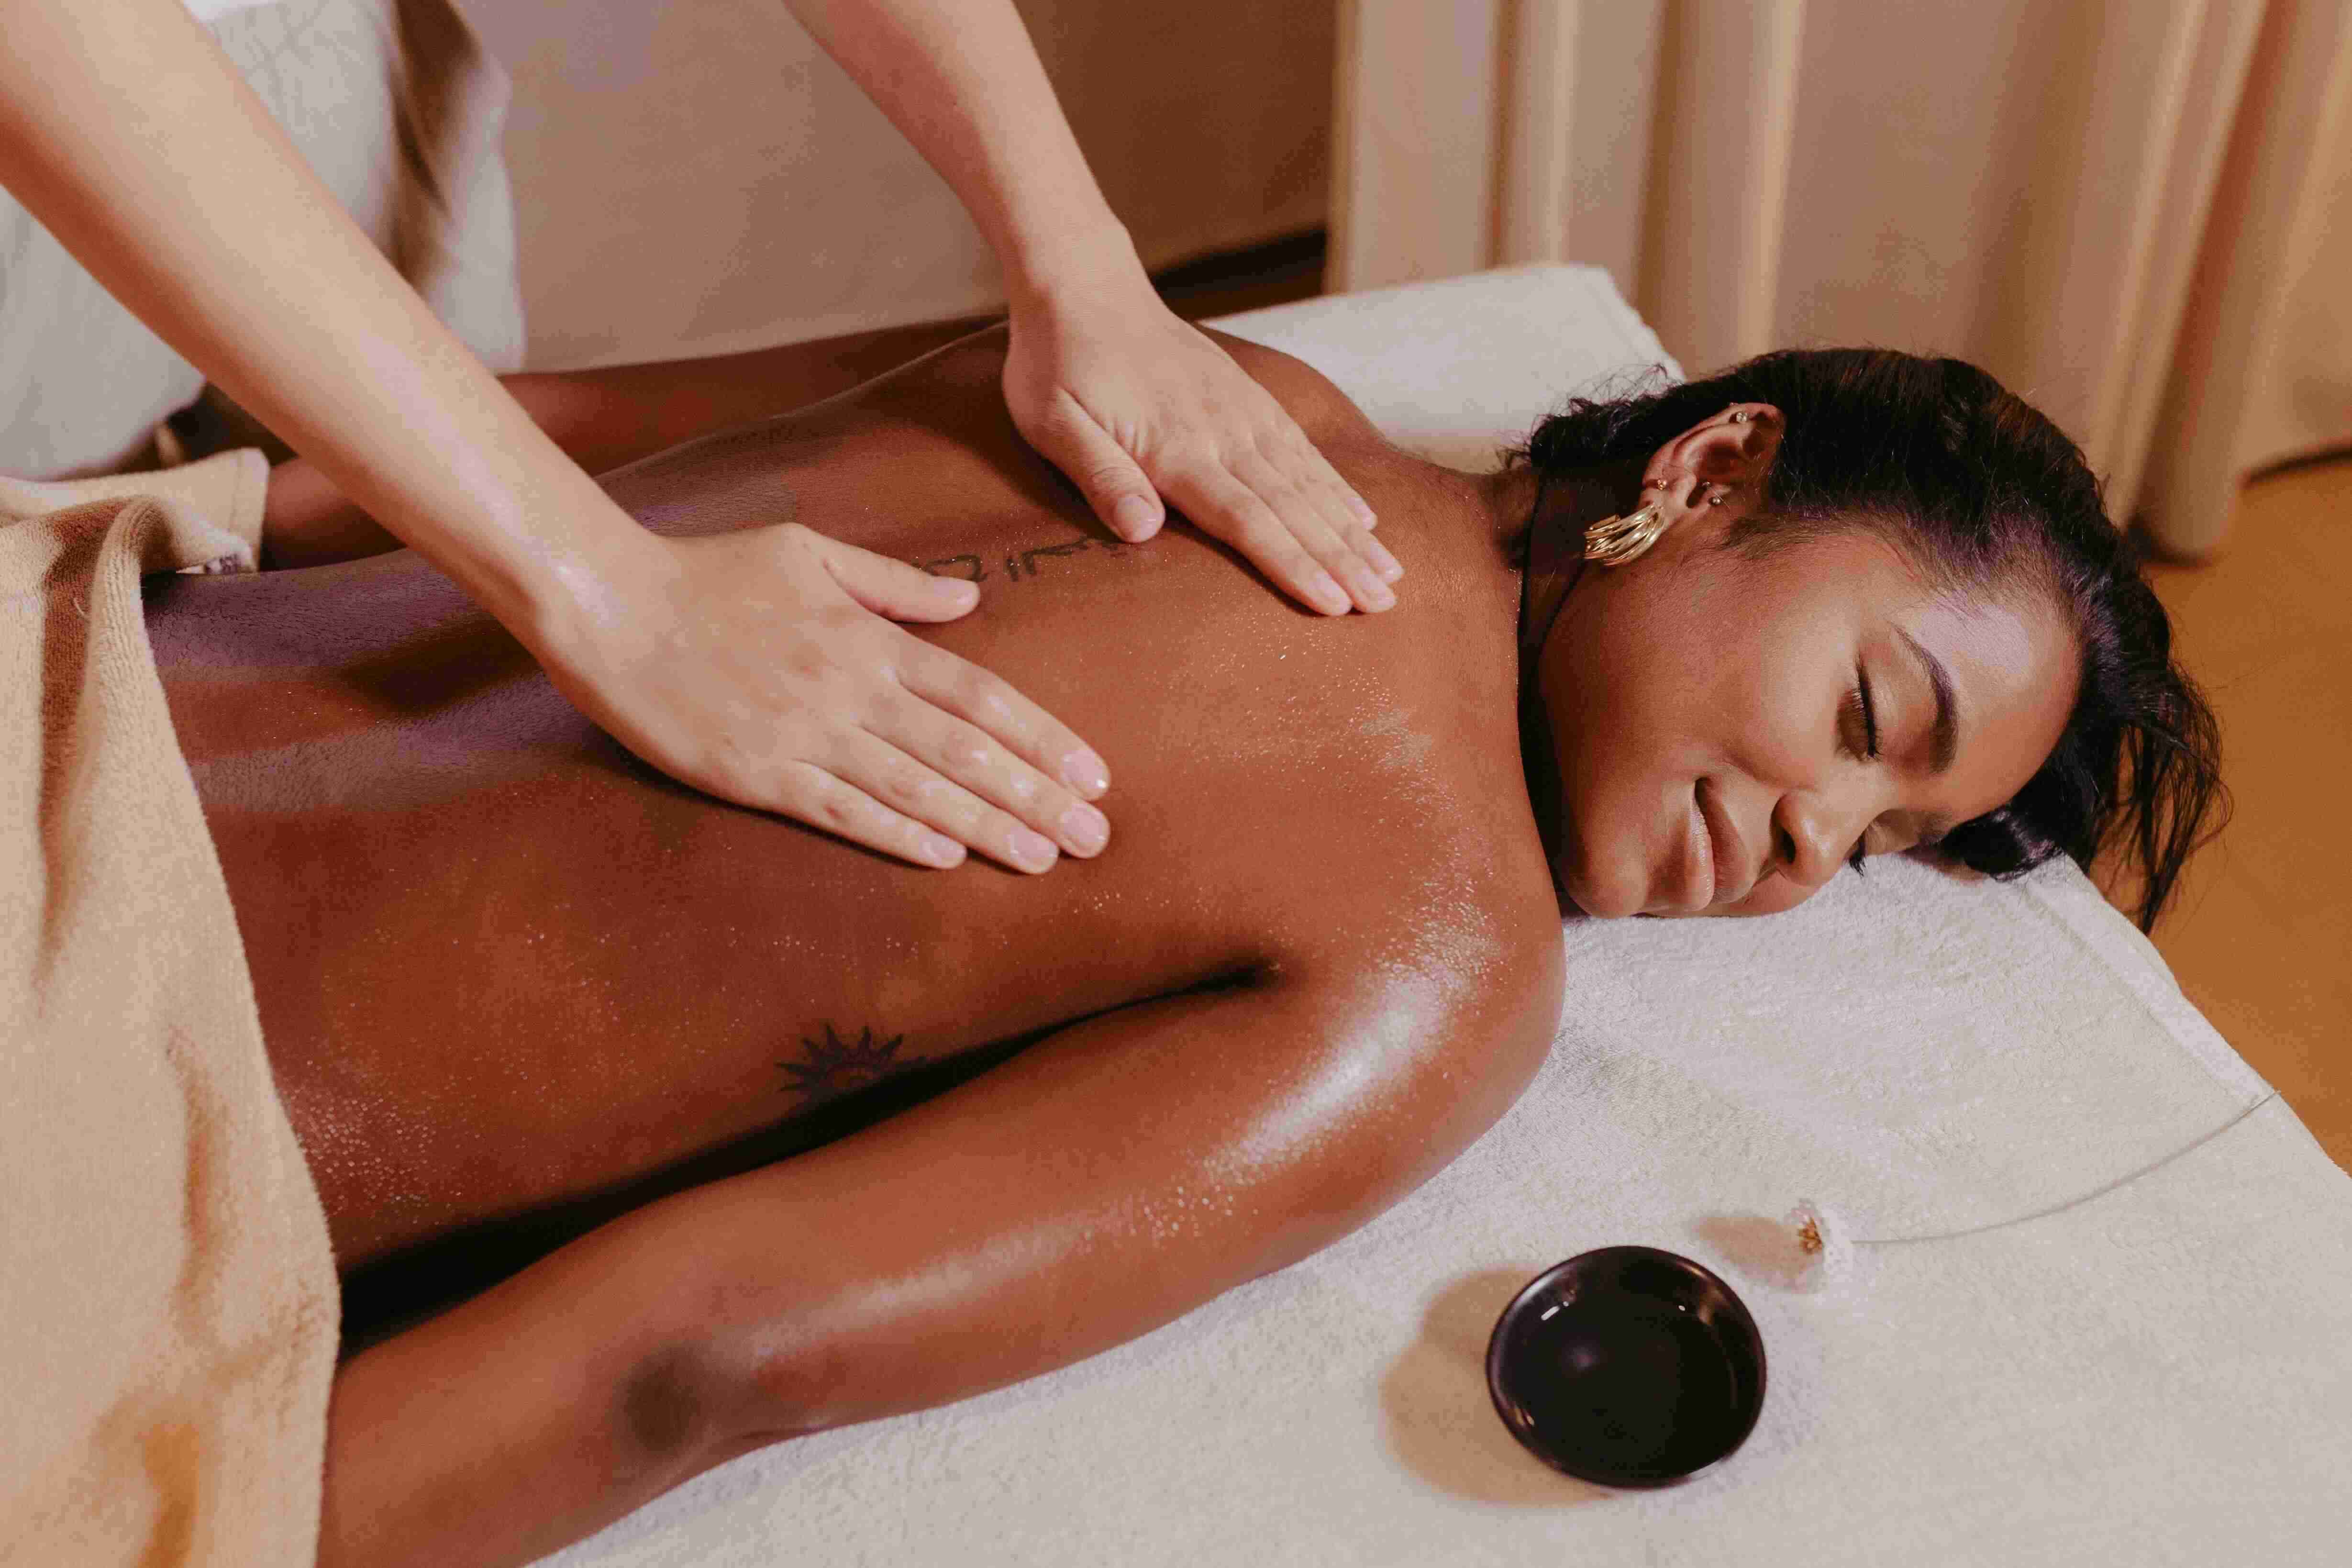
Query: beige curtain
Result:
<box><xmin>1332</xmin><ymin>0</ymin><xmax>2352</xmax><ymax>556</ymax></box>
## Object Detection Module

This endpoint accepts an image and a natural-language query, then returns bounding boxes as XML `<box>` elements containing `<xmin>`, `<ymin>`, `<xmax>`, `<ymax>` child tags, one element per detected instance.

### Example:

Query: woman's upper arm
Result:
<box><xmin>679</xmin><ymin>935</ymin><xmax>1563</xmax><ymax>1436</ymax></box>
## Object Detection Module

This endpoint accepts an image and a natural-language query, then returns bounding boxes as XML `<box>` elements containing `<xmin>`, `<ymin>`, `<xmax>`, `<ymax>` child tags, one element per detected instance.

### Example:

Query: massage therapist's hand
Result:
<box><xmin>1003</xmin><ymin>261</ymin><xmax>1404</xmax><ymax>616</ymax></box>
<box><xmin>545</xmin><ymin>524</ymin><xmax>1112</xmax><ymax>874</ymax></box>
<box><xmin>778</xmin><ymin>0</ymin><xmax>1399</xmax><ymax>614</ymax></box>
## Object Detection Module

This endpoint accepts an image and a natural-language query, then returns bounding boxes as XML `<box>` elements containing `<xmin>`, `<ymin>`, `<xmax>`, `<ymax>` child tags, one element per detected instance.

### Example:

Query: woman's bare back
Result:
<box><xmin>144</xmin><ymin>332</ymin><xmax>1556</xmax><ymax>1292</ymax></box>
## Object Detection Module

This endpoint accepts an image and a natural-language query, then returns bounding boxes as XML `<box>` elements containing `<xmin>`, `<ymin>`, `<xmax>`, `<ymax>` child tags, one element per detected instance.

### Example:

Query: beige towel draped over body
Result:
<box><xmin>0</xmin><ymin>453</ymin><xmax>338</xmax><ymax>1566</ymax></box>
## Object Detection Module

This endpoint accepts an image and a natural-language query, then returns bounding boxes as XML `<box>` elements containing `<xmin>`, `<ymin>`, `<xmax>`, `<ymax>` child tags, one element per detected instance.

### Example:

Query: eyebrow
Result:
<box><xmin>1894</xmin><ymin>626</ymin><xmax>1961</xmax><ymax>775</ymax></box>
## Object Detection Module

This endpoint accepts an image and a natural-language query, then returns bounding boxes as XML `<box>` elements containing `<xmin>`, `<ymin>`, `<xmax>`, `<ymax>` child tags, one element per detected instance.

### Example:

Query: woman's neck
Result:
<box><xmin>1480</xmin><ymin>459</ymin><xmax>1648</xmax><ymax>541</ymax></box>
<box><xmin>1474</xmin><ymin>459</ymin><xmax>1646</xmax><ymax>614</ymax></box>
<box><xmin>1467</xmin><ymin>456</ymin><xmax>1646</xmax><ymax>910</ymax></box>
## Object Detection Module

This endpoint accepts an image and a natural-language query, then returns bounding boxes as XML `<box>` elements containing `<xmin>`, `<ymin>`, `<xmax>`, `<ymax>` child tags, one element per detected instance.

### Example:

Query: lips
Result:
<box><xmin>1694</xmin><ymin>780</ymin><xmax>1755</xmax><ymax>909</ymax></box>
<box><xmin>1679</xmin><ymin>794</ymin><xmax>1717</xmax><ymax>911</ymax></box>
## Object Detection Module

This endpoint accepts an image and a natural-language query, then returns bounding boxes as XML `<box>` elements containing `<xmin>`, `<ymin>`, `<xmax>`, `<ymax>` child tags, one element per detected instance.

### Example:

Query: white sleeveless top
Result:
<box><xmin>1</xmin><ymin>0</ymin><xmax>524</xmax><ymax>479</ymax></box>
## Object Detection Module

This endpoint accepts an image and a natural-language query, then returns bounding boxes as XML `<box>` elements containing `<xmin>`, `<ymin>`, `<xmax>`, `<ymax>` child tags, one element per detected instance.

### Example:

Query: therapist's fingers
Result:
<box><xmin>545</xmin><ymin>523</ymin><xmax>1109</xmax><ymax>873</ymax></box>
<box><xmin>1259</xmin><ymin>422</ymin><xmax>1383</xmax><ymax>535</ymax></box>
<box><xmin>825</xmin><ymin>729</ymin><xmax>1066</xmax><ymax>875</ymax></box>
<box><xmin>1001</xmin><ymin>293</ymin><xmax>1395</xmax><ymax>616</ymax></box>
<box><xmin>1224</xmin><ymin>448</ymin><xmax>1398</xmax><ymax>610</ymax></box>
<box><xmin>1152</xmin><ymin>461</ymin><xmax>1348</xmax><ymax>616</ymax></box>
<box><xmin>1021</xmin><ymin>388</ymin><xmax>1167</xmax><ymax>544</ymax></box>
<box><xmin>814</xmin><ymin>530</ymin><xmax>1110</xmax><ymax>855</ymax></box>
<box><xmin>768</xmin><ymin>764</ymin><xmax>971</xmax><ymax>869</ymax></box>
<box><xmin>1140</xmin><ymin>427</ymin><xmax>1396</xmax><ymax>611</ymax></box>
<box><xmin>1259</xmin><ymin>427</ymin><xmax>1401</xmax><ymax>575</ymax></box>
<box><xmin>815</xmin><ymin>531</ymin><xmax>1113</xmax><ymax>820</ymax></box>
<box><xmin>890</xmin><ymin>633</ymin><xmax>1112</xmax><ymax>801</ymax></box>
<box><xmin>863</xmin><ymin>667</ymin><xmax>1108</xmax><ymax>861</ymax></box>
<box><xmin>811</xmin><ymin>528</ymin><xmax>984</xmax><ymax>621</ymax></box>
<box><xmin>1136</xmin><ymin>432</ymin><xmax>1396</xmax><ymax>612</ymax></box>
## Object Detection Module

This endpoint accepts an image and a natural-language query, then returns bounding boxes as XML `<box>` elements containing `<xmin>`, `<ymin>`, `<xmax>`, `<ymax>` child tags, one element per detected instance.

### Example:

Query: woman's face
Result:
<box><xmin>1536</xmin><ymin>509</ymin><xmax>2079</xmax><ymax>919</ymax></box>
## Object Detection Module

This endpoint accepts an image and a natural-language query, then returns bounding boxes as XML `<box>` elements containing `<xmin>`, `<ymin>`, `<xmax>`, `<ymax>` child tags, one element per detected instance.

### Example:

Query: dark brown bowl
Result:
<box><xmin>1486</xmin><ymin>1245</ymin><xmax>1767</xmax><ymax>1487</ymax></box>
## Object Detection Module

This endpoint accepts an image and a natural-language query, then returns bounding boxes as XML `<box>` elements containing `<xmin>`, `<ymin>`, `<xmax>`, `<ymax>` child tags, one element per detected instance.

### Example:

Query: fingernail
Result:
<box><xmin>1350</xmin><ymin>495</ymin><xmax>1377</xmax><ymax>526</ymax></box>
<box><xmin>1367</xmin><ymin>539</ymin><xmax>1405</xmax><ymax>580</ymax></box>
<box><xmin>1111</xmin><ymin>495</ymin><xmax>1160</xmax><ymax>537</ymax></box>
<box><xmin>1010</xmin><ymin>827</ymin><xmax>1058</xmax><ymax>871</ymax></box>
<box><xmin>1361</xmin><ymin>576</ymin><xmax>1396</xmax><ymax>611</ymax></box>
<box><xmin>1311</xmin><ymin>569</ymin><xmax>1349</xmax><ymax>614</ymax></box>
<box><xmin>1057</xmin><ymin>801</ymin><xmax>1110</xmax><ymax>855</ymax></box>
<box><xmin>920</xmin><ymin>832</ymin><xmax>964</xmax><ymax>866</ymax></box>
<box><xmin>1061</xmin><ymin>747</ymin><xmax>1109</xmax><ymax>795</ymax></box>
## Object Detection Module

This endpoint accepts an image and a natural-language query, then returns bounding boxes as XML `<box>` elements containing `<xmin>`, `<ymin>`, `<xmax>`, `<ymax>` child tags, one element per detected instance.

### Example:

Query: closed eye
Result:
<box><xmin>1839</xmin><ymin>666</ymin><xmax>1881</xmax><ymax>763</ymax></box>
<box><xmin>1841</xmin><ymin>663</ymin><xmax>1883</xmax><ymax>874</ymax></box>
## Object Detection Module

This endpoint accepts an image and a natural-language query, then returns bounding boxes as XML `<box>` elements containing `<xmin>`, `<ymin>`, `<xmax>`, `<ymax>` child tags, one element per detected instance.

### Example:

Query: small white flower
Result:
<box><xmin>1786</xmin><ymin>1199</ymin><xmax>1855</xmax><ymax>1293</ymax></box>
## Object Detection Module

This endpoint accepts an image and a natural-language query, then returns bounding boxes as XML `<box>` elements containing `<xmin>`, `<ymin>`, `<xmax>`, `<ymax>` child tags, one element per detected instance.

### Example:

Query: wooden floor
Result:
<box><xmin>2138</xmin><ymin>456</ymin><xmax>2352</xmax><ymax>1172</ymax></box>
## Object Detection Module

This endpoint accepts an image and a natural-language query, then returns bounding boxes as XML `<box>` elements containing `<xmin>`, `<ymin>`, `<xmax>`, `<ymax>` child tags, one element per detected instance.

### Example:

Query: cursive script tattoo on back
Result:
<box><xmin>914</xmin><ymin>530</ymin><xmax>1128</xmax><ymax>587</ymax></box>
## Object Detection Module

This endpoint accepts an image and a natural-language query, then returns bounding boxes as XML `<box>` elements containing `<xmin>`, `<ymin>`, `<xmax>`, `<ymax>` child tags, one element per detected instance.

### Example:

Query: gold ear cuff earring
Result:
<box><xmin>1582</xmin><ymin>500</ymin><xmax>1669</xmax><ymax>566</ymax></box>
<box><xmin>1595</xmin><ymin>416</ymin><xmax>1761</xmax><ymax>564</ymax></box>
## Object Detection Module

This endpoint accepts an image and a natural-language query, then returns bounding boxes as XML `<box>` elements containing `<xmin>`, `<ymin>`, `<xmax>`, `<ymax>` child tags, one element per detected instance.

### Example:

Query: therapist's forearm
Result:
<box><xmin>0</xmin><ymin>0</ymin><xmax>644</xmax><ymax>644</ymax></box>
<box><xmin>776</xmin><ymin>0</ymin><xmax>1145</xmax><ymax>306</ymax></box>
<box><xmin>262</xmin><ymin>345</ymin><xmax>942</xmax><ymax>568</ymax></box>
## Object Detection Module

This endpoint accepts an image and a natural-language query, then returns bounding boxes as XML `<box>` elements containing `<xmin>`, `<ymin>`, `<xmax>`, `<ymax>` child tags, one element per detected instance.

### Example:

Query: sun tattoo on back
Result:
<box><xmin>780</xmin><ymin>1024</ymin><xmax>909</xmax><ymax>1106</ymax></box>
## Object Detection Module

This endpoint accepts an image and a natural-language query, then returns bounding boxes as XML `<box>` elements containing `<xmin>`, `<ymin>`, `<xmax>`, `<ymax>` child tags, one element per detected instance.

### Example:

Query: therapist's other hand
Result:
<box><xmin>546</xmin><ymin>524</ymin><xmax>1111</xmax><ymax>873</ymax></box>
<box><xmin>1002</xmin><ymin>274</ymin><xmax>1404</xmax><ymax>617</ymax></box>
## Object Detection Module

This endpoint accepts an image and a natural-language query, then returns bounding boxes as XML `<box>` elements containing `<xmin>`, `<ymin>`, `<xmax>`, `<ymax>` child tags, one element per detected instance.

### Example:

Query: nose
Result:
<box><xmin>1769</xmin><ymin>791</ymin><xmax>1848</xmax><ymax>891</ymax></box>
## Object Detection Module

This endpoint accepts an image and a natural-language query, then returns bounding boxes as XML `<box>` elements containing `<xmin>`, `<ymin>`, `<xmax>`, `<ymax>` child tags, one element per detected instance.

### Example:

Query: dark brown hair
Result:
<box><xmin>1514</xmin><ymin>348</ymin><xmax>2224</xmax><ymax>931</ymax></box>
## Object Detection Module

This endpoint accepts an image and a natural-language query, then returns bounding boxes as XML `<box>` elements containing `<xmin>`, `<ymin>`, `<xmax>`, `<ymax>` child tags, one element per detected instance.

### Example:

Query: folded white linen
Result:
<box><xmin>540</xmin><ymin>267</ymin><xmax>2352</xmax><ymax>1567</ymax></box>
<box><xmin>1220</xmin><ymin>262</ymin><xmax>1683</xmax><ymax>474</ymax></box>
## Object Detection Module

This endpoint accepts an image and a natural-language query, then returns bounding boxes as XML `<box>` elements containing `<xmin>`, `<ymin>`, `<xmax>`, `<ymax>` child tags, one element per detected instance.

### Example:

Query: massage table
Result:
<box><xmin>513</xmin><ymin>263</ymin><xmax>2349</xmax><ymax>1564</ymax></box>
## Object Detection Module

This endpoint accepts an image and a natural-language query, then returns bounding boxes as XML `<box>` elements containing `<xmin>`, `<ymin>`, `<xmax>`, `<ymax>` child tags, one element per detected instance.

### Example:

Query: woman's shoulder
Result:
<box><xmin>1254</xmin><ymin>789</ymin><xmax>1567</xmax><ymax>1153</ymax></box>
<box><xmin>1226</xmin><ymin>631</ymin><xmax>1566</xmax><ymax>1062</ymax></box>
<box><xmin>1198</xmin><ymin>329</ymin><xmax>1386</xmax><ymax>455</ymax></box>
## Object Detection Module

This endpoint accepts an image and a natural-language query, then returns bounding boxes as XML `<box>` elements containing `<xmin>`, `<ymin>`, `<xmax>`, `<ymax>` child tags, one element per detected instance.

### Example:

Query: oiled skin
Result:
<box><xmin>144</xmin><ymin>331</ymin><xmax>1566</xmax><ymax>1280</ymax></box>
<box><xmin>144</xmin><ymin>331</ymin><xmax>1575</xmax><ymax>1566</ymax></box>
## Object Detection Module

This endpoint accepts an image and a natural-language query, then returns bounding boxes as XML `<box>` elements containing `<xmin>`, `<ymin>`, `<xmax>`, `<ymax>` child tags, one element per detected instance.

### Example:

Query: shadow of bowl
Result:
<box><xmin>1378</xmin><ymin>1267</ymin><xmax>1611</xmax><ymax>1505</ymax></box>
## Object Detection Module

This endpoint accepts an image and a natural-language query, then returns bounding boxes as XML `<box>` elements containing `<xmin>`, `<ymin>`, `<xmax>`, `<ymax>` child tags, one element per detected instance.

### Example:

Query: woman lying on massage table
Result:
<box><xmin>144</xmin><ymin>328</ymin><xmax>2219</xmax><ymax>1568</ymax></box>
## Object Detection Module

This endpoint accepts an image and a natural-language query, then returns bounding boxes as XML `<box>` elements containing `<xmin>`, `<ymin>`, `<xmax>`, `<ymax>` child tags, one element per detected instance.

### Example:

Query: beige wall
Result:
<box><xmin>457</xmin><ymin>0</ymin><xmax>1333</xmax><ymax>371</ymax></box>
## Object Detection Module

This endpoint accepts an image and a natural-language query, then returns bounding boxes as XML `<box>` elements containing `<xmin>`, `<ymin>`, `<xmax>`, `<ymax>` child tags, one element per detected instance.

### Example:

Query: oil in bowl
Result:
<box><xmin>1486</xmin><ymin>1245</ymin><xmax>1766</xmax><ymax>1487</ymax></box>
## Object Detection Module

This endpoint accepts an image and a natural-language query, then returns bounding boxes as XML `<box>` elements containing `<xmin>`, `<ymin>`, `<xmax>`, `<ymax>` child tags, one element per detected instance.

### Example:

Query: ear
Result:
<box><xmin>1640</xmin><ymin>403</ymin><xmax>1785</xmax><ymax>512</ymax></box>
